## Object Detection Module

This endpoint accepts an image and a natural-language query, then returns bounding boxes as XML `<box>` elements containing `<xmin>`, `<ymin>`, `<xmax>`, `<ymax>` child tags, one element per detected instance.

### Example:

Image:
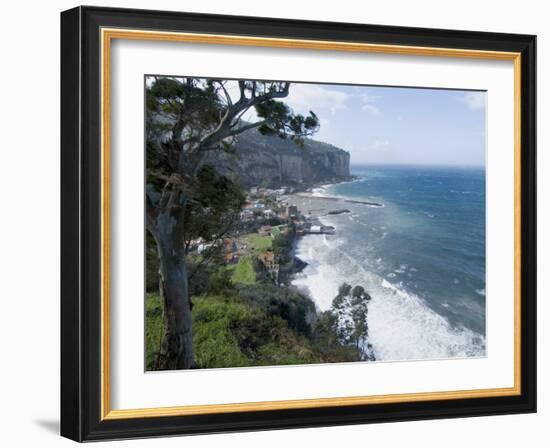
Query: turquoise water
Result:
<box><xmin>292</xmin><ymin>164</ymin><xmax>486</xmax><ymax>361</ymax></box>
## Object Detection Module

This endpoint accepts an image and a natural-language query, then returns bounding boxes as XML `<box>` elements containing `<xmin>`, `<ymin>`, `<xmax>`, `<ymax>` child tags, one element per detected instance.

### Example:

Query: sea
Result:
<box><xmin>291</xmin><ymin>164</ymin><xmax>486</xmax><ymax>362</ymax></box>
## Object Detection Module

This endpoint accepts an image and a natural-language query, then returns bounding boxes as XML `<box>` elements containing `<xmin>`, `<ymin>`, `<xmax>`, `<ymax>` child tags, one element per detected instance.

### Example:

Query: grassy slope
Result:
<box><xmin>231</xmin><ymin>256</ymin><xmax>256</xmax><ymax>285</ymax></box>
<box><xmin>145</xmin><ymin>293</ymin><xmax>319</xmax><ymax>370</ymax></box>
<box><xmin>145</xmin><ymin>293</ymin><xmax>165</xmax><ymax>369</ymax></box>
<box><xmin>241</xmin><ymin>233</ymin><xmax>272</xmax><ymax>253</ymax></box>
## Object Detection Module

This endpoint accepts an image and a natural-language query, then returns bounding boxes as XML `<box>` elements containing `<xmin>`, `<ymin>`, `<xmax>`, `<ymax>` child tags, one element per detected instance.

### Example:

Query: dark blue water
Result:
<box><xmin>292</xmin><ymin>164</ymin><xmax>486</xmax><ymax>361</ymax></box>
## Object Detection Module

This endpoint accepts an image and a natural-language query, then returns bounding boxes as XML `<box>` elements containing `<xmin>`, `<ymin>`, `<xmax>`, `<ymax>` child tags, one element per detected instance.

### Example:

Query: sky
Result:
<box><xmin>279</xmin><ymin>83</ymin><xmax>486</xmax><ymax>167</ymax></box>
<box><xmin>147</xmin><ymin>76</ymin><xmax>486</xmax><ymax>167</ymax></box>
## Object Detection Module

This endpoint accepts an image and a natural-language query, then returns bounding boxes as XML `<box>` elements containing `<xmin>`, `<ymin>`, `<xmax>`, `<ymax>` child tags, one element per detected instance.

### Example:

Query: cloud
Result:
<box><xmin>459</xmin><ymin>91</ymin><xmax>486</xmax><ymax>110</ymax></box>
<box><xmin>361</xmin><ymin>92</ymin><xmax>381</xmax><ymax>114</ymax></box>
<box><xmin>285</xmin><ymin>84</ymin><xmax>350</xmax><ymax>114</ymax></box>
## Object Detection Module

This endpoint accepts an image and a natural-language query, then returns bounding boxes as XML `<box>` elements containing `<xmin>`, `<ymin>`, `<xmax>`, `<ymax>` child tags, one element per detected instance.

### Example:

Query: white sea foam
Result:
<box><xmin>292</xmin><ymin>234</ymin><xmax>486</xmax><ymax>361</ymax></box>
<box><xmin>311</xmin><ymin>187</ymin><xmax>328</xmax><ymax>197</ymax></box>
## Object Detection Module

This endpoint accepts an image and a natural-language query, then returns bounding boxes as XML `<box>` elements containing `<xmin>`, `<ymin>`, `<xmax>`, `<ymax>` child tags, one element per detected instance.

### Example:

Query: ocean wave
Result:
<box><xmin>375</xmin><ymin>279</ymin><xmax>485</xmax><ymax>360</ymax></box>
<box><xmin>311</xmin><ymin>187</ymin><xmax>329</xmax><ymax>197</ymax></box>
<box><xmin>292</xmin><ymin>235</ymin><xmax>486</xmax><ymax>361</ymax></box>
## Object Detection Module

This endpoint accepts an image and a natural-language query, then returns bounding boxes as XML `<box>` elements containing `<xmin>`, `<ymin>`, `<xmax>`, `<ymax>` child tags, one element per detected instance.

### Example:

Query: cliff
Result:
<box><xmin>201</xmin><ymin>128</ymin><xmax>351</xmax><ymax>189</ymax></box>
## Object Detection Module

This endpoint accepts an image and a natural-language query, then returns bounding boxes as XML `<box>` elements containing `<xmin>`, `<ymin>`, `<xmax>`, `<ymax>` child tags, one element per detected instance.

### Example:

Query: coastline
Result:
<box><xmin>272</xmin><ymin>177</ymin><xmax>357</xmax><ymax>285</ymax></box>
<box><xmin>285</xmin><ymin>174</ymin><xmax>390</xmax><ymax>312</ymax></box>
<box><xmin>287</xmin><ymin>166</ymin><xmax>487</xmax><ymax>361</ymax></box>
<box><xmin>284</xmin><ymin>175</ymin><xmax>380</xmax><ymax>284</ymax></box>
<box><xmin>285</xmin><ymin>183</ymin><xmax>357</xmax><ymax>309</ymax></box>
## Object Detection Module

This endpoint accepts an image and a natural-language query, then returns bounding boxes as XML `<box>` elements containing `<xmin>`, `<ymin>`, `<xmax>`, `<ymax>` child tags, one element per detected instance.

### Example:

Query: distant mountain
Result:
<box><xmin>202</xmin><ymin>127</ymin><xmax>351</xmax><ymax>189</ymax></box>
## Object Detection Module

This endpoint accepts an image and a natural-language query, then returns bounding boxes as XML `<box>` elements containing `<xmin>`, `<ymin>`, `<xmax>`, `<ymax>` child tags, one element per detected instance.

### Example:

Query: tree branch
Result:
<box><xmin>196</xmin><ymin>83</ymin><xmax>290</xmax><ymax>151</ymax></box>
<box><xmin>224</xmin><ymin>120</ymin><xmax>266</xmax><ymax>138</ymax></box>
<box><xmin>187</xmin><ymin>214</ymin><xmax>239</xmax><ymax>280</ymax></box>
<box><xmin>217</xmin><ymin>81</ymin><xmax>233</xmax><ymax>107</ymax></box>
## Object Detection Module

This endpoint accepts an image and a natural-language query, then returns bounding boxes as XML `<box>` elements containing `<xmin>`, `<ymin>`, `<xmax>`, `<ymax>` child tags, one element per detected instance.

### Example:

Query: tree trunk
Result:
<box><xmin>154</xmin><ymin>211</ymin><xmax>194</xmax><ymax>370</ymax></box>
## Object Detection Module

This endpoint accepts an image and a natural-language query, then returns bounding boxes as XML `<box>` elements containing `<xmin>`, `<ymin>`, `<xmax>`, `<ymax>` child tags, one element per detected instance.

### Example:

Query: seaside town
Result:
<box><xmin>186</xmin><ymin>186</ymin><xmax>338</xmax><ymax>285</ymax></box>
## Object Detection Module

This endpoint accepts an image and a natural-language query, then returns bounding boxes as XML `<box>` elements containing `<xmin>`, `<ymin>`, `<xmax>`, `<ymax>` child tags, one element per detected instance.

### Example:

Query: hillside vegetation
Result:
<box><xmin>145</xmin><ymin>291</ymin><xmax>362</xmax><ymax>370</ymax></box>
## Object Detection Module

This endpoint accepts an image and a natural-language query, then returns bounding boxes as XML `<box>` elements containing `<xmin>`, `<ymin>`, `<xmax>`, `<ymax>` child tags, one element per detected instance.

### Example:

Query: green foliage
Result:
<box><xmin>147</xmin><ymin>77</ymin><xmax>221</xmax><ymax>127</ymax></box>
<box><xmin>206</xmin><ymin>268</ymin><xmax>235</xmax><ymax>295</ymax></box>
<box><xmin>310</xmin><ymin>311</ymin><xmax>362</xmax><ymax>363</ymax></box>
<box><xmin>145</xmin><ymin>285</ymin><xmax>366</xmax><ymax>370</ymax></box>
<box><xmin>145</xmin><ymin>293</ymin><xmax>165</xmax><ymax>369</ymax></box>
<box><xmin>191</xmin><ymin>296</ymin><xmax>253</xmax><ymax>368</ymax></box>
<box><xmin>145</xmin><ymin>294</ymin><xmax>324</xmax><ymax>370</ymax></box>
<box><xmin>193</xmin><ymin>295</ymin><xmax>318</xmax><ymax>367</ymax></box>
<box><xmin>331</xmin><ymin>283</ymin><xmax>373</xmax><ymax>358</ymax></box>
<box><xmin>255</xmin><ymin>99</ymin><xmax>319</xmax><ymax>146</ymax></box>
<box><xmin>184</xmin><ymin>165</ymin><xmax>246</xmax><ymax>243</ymax></box>
<box><xmin>272</xmin><ymin>232</ymin><xmax>293</xmax><ymax>265</ymax></box>
<box><xmin>145</xmin><ymin>78</ymin><xmax>223</xmax><ymax>190</ymax></box>
<box><xmin>237</xmin><ymin>284</ymin><xmax>315</xmax><ymax>337</ymax></box>
<box><xmin>231</xmin><ymin>256</ymin><xmax>256</xmax><ymax>285</ymax></box>
<box><xmin>187</xmin><ymin>258</ymin><xmax>213</xmax><ymax>297</ymax></box>
<box><xmin>145</xmin><ymin>293</ymin><xmax>251</xmax><ymax>370</ymax></box>
<box><xmin>227</xmin><ymin>306</ymin><xmax>316</xmax><ymax>366</ymax></box>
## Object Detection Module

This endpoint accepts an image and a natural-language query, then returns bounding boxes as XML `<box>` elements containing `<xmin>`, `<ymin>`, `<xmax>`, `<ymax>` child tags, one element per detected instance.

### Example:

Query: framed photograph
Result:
<box><xmin>60</xmin><ymin>6</ymin><xmax>536</xmax><ymax>441</ymax></box>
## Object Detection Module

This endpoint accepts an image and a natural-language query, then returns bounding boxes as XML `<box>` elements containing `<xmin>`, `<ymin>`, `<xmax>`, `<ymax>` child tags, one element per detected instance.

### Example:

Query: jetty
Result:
<box><xmin>327</xmin><ymin>208</ymin><xmax>351</xmax><ymax>215</ymax></box>
<box><xmin>344</xmin><ymin>199</ymin><xmax>382</xmax><ymax>207</ymax></box>
<box><xmin>296</xmin><ymin>192</ymin><xmax>382</xmax><ymax>207</ymax></box>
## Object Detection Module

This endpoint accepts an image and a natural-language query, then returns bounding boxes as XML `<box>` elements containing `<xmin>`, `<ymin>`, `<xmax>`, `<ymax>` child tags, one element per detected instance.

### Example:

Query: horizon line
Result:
<box><xmin>350</xmin><ymin>162</ymin><xmax>486</xmax><ymax>169</ymax></box>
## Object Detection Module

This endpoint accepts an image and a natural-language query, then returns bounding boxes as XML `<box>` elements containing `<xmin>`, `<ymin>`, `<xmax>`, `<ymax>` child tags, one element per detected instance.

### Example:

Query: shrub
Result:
<box><xmin>206</xmin><ymin>268</ymin><xmax>235</xmax><ymax>295</ymax></box>
<box><xmin>237</xmin><ymin>284</ymin><xmax>316</xmax><ymax>336</ymax></box>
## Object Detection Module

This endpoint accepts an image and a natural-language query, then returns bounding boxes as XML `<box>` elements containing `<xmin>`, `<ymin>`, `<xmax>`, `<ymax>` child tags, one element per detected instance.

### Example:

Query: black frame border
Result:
<box><xmin>61</xmin><ymin>6</ymin><xmax>536</xmax><ymax>442</ymax></box>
